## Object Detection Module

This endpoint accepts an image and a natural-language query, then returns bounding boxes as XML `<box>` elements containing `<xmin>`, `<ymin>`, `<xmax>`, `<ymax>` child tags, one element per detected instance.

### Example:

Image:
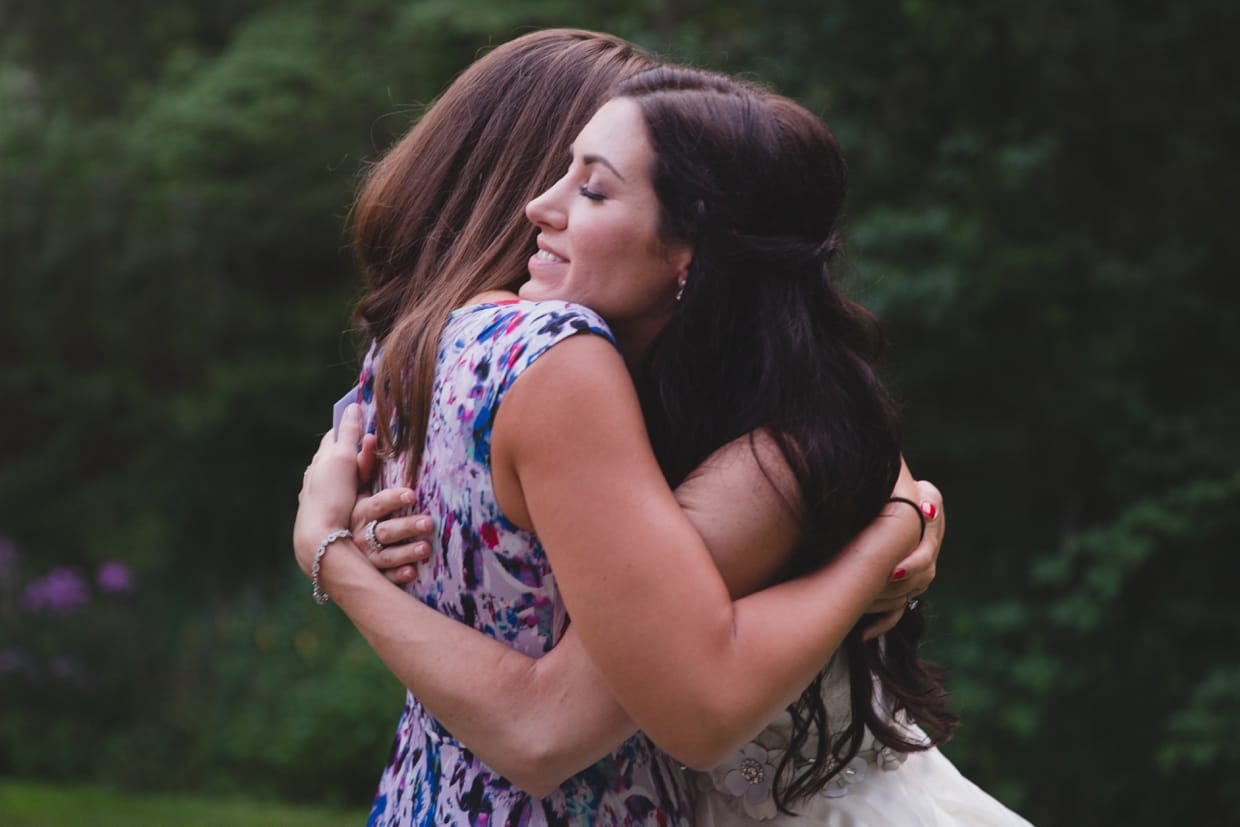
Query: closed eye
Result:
<box><xmin>578</xmin><ymin>184</ymin><xmax>606</xmax><ymax>202</ymax></box>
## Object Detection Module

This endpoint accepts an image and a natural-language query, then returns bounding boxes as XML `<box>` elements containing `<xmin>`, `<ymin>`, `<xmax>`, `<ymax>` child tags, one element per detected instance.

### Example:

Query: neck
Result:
<box><xmin>617</xmin><ymin>335</ymin><xmax>649</xmax><ymax>377</ymax></box>
<box><xmin>610</xmin><ymin>313</ymin><xmax>668</xmax><ymax>379</ymax></box>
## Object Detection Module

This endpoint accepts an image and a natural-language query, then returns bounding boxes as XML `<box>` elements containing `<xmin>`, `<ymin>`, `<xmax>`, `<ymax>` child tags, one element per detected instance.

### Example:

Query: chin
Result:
<box><xmin>520</xmin><ymin>280</ymin><xmax>564</xmax><ymax>303</ymax></box>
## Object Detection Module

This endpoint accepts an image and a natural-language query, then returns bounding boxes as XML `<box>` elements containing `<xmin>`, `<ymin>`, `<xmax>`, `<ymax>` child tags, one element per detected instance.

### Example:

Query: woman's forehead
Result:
<box><xmin>573</xmin><ymin>99</ymin><xmax>652</xmax><ymax>178</ymax></box>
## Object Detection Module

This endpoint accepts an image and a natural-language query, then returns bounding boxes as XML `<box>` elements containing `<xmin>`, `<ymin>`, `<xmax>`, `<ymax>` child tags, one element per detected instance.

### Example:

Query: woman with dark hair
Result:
<box><xmin>295</xmin><ymin>34</ymin><xmax>966</xmax><ymax>826</ymax></box>
<box><xmin>570</xmin><ymin>68</ymin><xmax>1027</xmax><ymax>824</ymax></box>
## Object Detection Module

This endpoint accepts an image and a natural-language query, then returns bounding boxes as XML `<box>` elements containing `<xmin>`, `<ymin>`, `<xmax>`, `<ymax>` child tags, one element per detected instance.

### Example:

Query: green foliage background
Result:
<box><xmin>2</xmin><ymin>1</ymin><xmax>1236</xmax><ymax>823</ymax></box>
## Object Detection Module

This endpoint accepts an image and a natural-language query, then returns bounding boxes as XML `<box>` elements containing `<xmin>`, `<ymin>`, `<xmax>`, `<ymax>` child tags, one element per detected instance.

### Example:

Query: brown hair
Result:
<box><xmin>614</xmin><ymin>66</ymin><xmax>957</xmax><ymax>810</ymax></box>
<box><xmin>351</xmin><ymin>29</ymin><xmax>656</xmax><ymax>468</ymax></box>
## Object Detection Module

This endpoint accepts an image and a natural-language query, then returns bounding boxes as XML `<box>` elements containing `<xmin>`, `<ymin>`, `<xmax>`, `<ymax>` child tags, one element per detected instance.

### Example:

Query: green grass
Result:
<box><xmin>0</xmin><ymin>780</ymin><xmax>366</xmax><ymax>827</ymax></box>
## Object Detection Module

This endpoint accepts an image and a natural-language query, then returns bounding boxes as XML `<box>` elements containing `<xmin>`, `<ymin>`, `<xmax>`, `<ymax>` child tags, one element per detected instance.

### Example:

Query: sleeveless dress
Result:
<box><xmin>358</xmin><ymin>300</ymin><xmax>692</xmax><ymax>827</ymax></box>
<box><xmin>689</xmin><ymin>656</ymin><xmax>1033</xmax><ymax>826</ymax></box>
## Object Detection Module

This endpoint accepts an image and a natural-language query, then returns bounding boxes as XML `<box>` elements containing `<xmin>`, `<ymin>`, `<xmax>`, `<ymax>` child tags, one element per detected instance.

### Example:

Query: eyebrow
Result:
<box><xmin>570</xmin><ymin>145</ymin><xmax>626</xmax><ymax>182</ymax></box>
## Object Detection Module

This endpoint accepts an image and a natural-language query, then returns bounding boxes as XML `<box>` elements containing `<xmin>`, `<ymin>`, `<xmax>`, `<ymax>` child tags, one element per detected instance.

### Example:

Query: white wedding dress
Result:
<box><xmin>689</xmin><ymin>656</ymin><xmax>1033</xmax><ymax>826</ymax></box>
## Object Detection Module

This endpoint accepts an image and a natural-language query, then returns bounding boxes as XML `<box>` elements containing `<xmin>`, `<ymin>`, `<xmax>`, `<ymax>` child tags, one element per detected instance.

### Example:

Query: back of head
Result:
<box><xmin>615</xmin><ymin>67</ymin><xmax>847</xmax><ymax>273</ymax></box>
<box><xmin>613</xmin><ymin>66</ymin><xmax>887</xmax><ymax>522</ymax></box>
<box><xmin>355</xmin><ymin>29</ymin><xmax>656</xmax><ymax>463</ymax></box>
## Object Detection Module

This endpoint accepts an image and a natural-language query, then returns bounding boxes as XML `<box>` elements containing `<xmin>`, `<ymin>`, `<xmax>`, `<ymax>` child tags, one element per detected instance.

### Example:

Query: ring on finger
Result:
<box><xmin>364</xmin><ymin>519</ymin><xmax>385</xmax><ymax>553</ymax></box>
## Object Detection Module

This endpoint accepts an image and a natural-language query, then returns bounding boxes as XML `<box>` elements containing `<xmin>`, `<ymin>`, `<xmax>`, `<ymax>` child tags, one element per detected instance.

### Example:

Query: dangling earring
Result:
<box><xmin>675</xmin><ymin>279</ymin><xmax>686</xmax><ymax>303</ymax></box>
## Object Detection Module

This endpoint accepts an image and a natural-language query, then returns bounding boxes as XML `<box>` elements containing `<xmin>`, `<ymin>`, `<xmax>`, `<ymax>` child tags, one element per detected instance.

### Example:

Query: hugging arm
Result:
<box><xmin>298</xmin><ymin>424</ymin><xmax>802</xmax><ymax>791</ymax></box>
<box><xmin>297</xmin><ymin>419</ymin><xmax>616</xmax><ymax>793</ymax></box>
<box><xmin>489</xmin><ymin>336</ymin><xmax>924</xmax><ymax>766</ymax></box>
<box><xmin>343</xmin><ymin>445</ymin><xmax>941</xmax><ymax>792</ymax></box>
<box><xmin>296</xmin><ymin>341</ymin><xmax>933</xmax><ymax>781</ymax></box>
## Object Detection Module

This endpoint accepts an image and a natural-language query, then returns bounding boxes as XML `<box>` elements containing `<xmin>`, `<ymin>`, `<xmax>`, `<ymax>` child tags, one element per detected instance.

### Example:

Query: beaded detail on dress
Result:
<box><xmin>692</xmin><ymin>655</ymin><xmax>920</xmax><ymax>821</ymax></box>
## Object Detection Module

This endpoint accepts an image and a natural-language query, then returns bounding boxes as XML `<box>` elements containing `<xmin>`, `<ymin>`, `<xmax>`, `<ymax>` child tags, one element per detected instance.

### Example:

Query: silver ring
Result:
<box><xmin>905</xmin><ymin>593</ymin><xmax>920</xmax><ymax>611</ymax></box>
<box><xmin>363</xmin><ymin>519</ymin><xmax>384</xmax><ymax>553</ymax></box>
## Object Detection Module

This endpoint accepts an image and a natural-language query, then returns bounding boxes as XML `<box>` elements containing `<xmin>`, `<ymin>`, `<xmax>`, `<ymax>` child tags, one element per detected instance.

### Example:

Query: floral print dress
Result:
<box><xmin>357</xmin><ymin>300</ymin><xmax>691</xmax><ymax>827</ymax></box>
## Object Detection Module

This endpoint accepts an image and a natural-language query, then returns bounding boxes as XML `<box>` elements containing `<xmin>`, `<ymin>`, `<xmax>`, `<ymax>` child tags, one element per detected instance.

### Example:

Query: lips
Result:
<box><xmin>534</xmin><ymin>237</ymin><xmax>567</xmax><ymax>263</ymax></box>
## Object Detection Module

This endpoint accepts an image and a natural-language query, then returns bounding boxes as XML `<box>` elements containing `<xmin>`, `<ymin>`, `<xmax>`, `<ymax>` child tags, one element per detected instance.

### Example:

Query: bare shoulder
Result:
<box><xmin>687</xmin><ymin>430</ymin><xmax>803</xmax><ymax>516</ymax></box>
<box><xmin>491</xmin><ymin>332</ymin><xmax>657</xmax><ymax>529</ymax></box>
<box><xmin>507</xmin><ymin>332</ymin><xmax>633</xmax><ymax>418</ymax></box>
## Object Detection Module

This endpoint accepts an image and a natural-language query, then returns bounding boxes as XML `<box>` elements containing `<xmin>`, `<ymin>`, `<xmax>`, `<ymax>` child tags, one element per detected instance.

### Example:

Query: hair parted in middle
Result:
<box><xmin>612</xmin><ymin>64</ymin><xmax>959</xmax><ymax>810</ymax></box>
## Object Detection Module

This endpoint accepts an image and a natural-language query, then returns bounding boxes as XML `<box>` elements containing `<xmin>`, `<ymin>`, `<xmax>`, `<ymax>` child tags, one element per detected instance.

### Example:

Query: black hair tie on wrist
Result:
<box><xmin>887</xmin><ymin>496</ymin><xmax>927</xmax><ymax>543</ymax></box>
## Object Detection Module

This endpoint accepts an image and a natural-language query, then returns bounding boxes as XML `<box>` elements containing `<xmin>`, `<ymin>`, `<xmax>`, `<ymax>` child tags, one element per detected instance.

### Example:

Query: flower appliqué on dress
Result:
<box><xmin>820</xmin><ymin>755</ymin><xmax>867</xmax><ymax>798</ymax></box>
<box><xmin>819</xmin><ymin>747</ymin><xmax>908</xmax><ymax>799</ymax></box>
<box><xmin>701</xmin><ymin>739</ymin><xmax>911</xmax><ymax>818</ymax></box>
<box><xmin>706</xmin><ymin>742</ymin><xmax>782</xmax><ymax>820</ymax></box>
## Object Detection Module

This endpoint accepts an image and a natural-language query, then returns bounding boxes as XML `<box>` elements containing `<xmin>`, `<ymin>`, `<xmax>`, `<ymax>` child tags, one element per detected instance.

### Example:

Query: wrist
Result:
<box><xmin>295</xmin><ymin>519</ymin><xmax>348</xmax><ymax>558</ymax></box>
<box><xmin>311</xmin><ymin>528</ymin><xmax>353</xmax><ymax>605</ymax></box>
<box><xmin>885</xmin><ymin>496</ymin><xmax>927</xmax><ymax>544</ymax></box>
<box><xmin>842</xmin><ymin>500</ymin><xmax>923</xmax><ymax>573</ymax></box>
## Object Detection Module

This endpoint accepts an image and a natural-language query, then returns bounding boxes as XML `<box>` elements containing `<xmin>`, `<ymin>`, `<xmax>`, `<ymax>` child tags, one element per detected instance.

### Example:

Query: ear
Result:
<box><xmin>666</xmin><ymin>242</ymin><xmax>693</xmax><ymax>287</ymax></box>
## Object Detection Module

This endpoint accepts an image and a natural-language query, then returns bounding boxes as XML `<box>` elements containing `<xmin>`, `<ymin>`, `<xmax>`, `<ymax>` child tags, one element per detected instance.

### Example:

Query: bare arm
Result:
<box><xmin>298</xmin><ymin>400</ymin><xmax>938</xmax><ymax>788</ymax></box>
<box><xmin>307</xmin><ymin>430</ymin><xmax>802</xmax><ymax>792</ymax></box>
<box><xmin>346</xmin><ymin>446</ymin><xmax>938</xmax><ymax>791</ymax></box>
<box><xmin>489</xmin><ymin>336</ymin><xmax>923</xmax><ymax>767</ymax></box>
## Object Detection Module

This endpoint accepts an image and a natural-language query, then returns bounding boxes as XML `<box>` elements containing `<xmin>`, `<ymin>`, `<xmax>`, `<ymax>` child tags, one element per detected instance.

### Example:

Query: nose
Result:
<box><xmin>526</xmin><ymin>174</ymin><xmax>568</xmax><ymax>231</ymax></box>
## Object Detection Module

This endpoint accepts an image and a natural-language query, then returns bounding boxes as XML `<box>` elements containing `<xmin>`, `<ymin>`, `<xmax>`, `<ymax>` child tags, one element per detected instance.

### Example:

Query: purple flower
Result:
<box><xmin>96</xmin><ymin>561</ymin><xmax>134</xmax><ymax>594</ymax></box>
<box><xmin>20</xmin><ymin>567</ymin><xmax>90</xmax><ymax>614</ymax></box>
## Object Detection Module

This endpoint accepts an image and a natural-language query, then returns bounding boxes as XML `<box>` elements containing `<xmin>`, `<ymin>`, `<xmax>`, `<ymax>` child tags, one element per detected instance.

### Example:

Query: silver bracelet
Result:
<box><xmin>312</xmin><ymin>529</ymin><xmax>352</xmax><ymax>605</ymax></box>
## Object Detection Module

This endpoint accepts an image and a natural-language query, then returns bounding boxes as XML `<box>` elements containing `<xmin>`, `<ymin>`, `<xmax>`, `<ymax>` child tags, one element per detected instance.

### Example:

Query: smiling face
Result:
<box><xmin>522</xmin><ymin>98</ymin><xmax>691</xmax><ymax>359</ymax></box>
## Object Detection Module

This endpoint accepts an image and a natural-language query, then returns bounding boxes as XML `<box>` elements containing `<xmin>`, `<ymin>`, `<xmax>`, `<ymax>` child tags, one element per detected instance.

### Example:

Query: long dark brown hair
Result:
<box><xmin>614</xmin><ymin>66</ymin><xmax>959</xmax><ymax>811</ymax></box>
<box><xmin>352</xmin><ymin>30</ymin><xmax>656</xmax><ymax>472</ymax></box>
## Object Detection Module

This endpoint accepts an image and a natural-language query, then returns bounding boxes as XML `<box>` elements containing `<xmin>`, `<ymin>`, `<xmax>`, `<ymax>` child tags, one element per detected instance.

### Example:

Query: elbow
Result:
<box><xmin>501</xmin><ymin>753</ymin><xmax>571</xmax><ymax>798</ymax></box>
<box><xmin>659</xmin><ymin>737</ymin><xmax>734</xmax><ymax>774</ymax></box>
<box><xmin>640</xmin><ymin>694</ymin><xmax>751</xmax><ymax>772</ymax></box>
<box><xmin>484</xmin><ymin>738</ymin><xmax>576</xmax><ymax>798</ymax></box>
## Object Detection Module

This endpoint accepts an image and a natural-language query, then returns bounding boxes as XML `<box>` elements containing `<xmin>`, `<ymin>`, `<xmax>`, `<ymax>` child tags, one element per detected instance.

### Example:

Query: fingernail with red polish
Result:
<box><xmin>890</xmin><ymin>568</ymin><xmax>907</xmax><ymax>582</ymax></box>
<box><xmin>920</xmin><ymin>502</ymin><xmax>937</xmax><ymax>520</ymax></box>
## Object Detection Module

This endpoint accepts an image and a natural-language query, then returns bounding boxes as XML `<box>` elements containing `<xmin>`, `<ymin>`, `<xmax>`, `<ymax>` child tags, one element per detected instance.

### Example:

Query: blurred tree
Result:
<box><xmin>0</xmin><ymin>0</ymin><xmax>281</xmax><ymax>115</ymax></box>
